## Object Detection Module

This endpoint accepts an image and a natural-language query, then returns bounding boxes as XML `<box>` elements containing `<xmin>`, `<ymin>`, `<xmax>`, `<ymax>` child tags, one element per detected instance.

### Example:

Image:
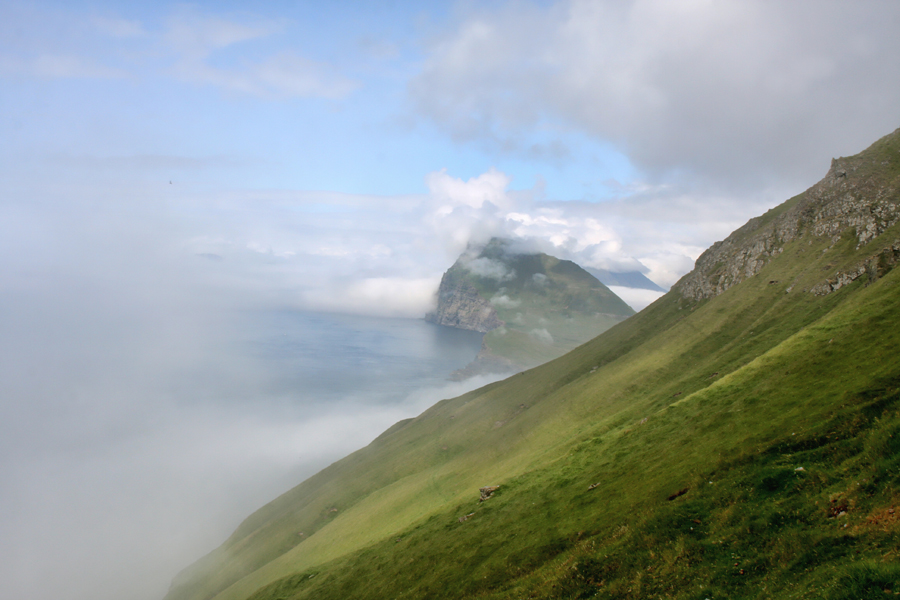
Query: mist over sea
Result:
<box><xmin>241</xmin><ymin>310</ymin><xmax>487</xmax><ymax>407</ymax></box>
<box><xmin>0</xmin><ymin>307</ymin><xmax>497</xmax><ymax>600</ymax></box>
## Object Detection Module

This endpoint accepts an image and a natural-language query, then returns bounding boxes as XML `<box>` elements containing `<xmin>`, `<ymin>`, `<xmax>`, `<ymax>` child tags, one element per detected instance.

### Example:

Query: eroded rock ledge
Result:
<box><xmin>809</xmin><ymin>239</ymin><xmax>900</xmax><ymax>296</ymax></box>
<box><xmin>676</xmin><ymin>128</ymin><xmax>900</xmax><ymax>301</ymax></box>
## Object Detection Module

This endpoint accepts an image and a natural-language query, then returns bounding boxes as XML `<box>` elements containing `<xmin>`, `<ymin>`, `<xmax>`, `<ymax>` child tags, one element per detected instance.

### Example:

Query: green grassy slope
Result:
<box><xmin>166</xmin><ymin>132</ymin><xmax>900</xmax><ymax>600</ymax></box>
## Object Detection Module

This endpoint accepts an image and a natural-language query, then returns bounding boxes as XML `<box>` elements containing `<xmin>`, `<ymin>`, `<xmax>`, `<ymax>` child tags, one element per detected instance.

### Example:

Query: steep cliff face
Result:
<box><xmin>426</xmin><ymin>239</ymin><xmax>634</xmax><ymax>375</ymax></box>
<box><xmin>677</xmin><ymin>127</ymin><xmax>900</xmax><ymax>301</ymax></box>
<box><xmin>425</xmin><ymin>280</ymin><xmax>503</xmax><ymax>333</ymax></box>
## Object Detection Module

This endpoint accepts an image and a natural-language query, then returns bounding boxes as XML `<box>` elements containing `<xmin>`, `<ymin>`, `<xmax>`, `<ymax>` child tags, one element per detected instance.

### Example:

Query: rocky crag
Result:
<box><xmin>426</xmin><ymin>281</ymin><xmax>503</xmax><ymax>333</ymax></box>
<box><xmin>677</xmin><ymin>127</ymin><xmax>900</xmax><ymax>301</ymax></box>
<box><xmin>427</xmin><ymin>239</ymin><xmax>634</xmax><ymax>377</ymax></box>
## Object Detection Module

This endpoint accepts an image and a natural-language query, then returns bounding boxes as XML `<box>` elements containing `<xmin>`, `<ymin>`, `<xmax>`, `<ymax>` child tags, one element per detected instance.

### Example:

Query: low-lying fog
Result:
<box><xmin>0</xmin><ymin>194</ymin><xmax>507</xmax><ymax>600</ymax></box>
<box><xmin>1</xmin><ymin>302</ymin><xmax>498</xmax><ymax>600</ymax></box>
<box><xmin>1</xmin><ymin>166</ymin><xmax>677</xmax><ymax>600</ymax></box>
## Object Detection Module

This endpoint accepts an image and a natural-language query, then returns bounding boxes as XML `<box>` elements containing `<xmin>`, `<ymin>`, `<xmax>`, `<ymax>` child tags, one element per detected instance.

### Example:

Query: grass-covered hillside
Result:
<box><xmin>428</xmin><ymin>238</ymin><xmax>634</xmax><ymax>372</ymax></box>
<box><xmin>166</xmin><ymin>129</ymin><xmax>900</xmax><ymax>600</ymax></box>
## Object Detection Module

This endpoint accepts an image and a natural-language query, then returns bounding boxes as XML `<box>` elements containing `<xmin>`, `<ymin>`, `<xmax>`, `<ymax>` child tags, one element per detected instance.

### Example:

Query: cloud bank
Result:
<box><xmin>0</xmin><ymin>4</ymin><xmax>359</xmax><ymax>99</ymax></box>
<box><xmin>171</xmin><ymin>165</ymin><xmax>727</xmax><ymax>317</ymax></box>
<box><xmin>411</xmin><ymin>0</ymin><xmax>900</xmax><ymax>193</ymax></box>
<box><xmin>0</xmin><ymin>187</ymin><xmax>508</xmax><ymax>600</ymax></box>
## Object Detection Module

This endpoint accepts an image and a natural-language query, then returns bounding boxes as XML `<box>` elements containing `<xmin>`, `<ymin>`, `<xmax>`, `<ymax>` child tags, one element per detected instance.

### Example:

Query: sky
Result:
<box><xmin>2</xmin><ymin>1</ymin><xmax>900</xmax><ymax>599</ymax></box>
<box><xmin>3</xmin><ymin>0</ymin><xmax>897</xmax><ymax>315</ymax></box>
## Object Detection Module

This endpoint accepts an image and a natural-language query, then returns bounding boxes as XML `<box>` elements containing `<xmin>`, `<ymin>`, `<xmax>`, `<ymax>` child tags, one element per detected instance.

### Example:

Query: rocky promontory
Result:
<box><xmin>677</xmin><ymin>127</ymin><xmax>900</xmax><ymax>301</ymax></box>
<box><xmin>427</xmin><ymin>239</ymin><xmax>634</xmax><ymax>377</ymax></box>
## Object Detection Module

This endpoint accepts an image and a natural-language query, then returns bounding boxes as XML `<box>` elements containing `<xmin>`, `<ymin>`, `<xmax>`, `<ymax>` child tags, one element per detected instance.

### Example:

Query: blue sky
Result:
<box><xmin>1</xmin><ymin>1</ymin><xmax>634</xmax><ymax>198</ymax></box>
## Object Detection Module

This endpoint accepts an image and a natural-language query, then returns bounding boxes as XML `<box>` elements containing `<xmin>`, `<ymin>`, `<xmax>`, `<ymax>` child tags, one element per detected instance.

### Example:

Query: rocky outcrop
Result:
<box><xmin>425</xmin><ymin>280</ymin><xmax>503</xmax><ymax>333</ymax></box>
<box><xmin>479</xmin><ymin>486</ymin><xmax>500</xmax><ymax>501</ymax></box>
<box><xmin>809</xmin><ymin>239</ymin><xmax>900</xmax><ymax>296</ymax></box>
<box><xmin>677</xmin><ymin>128</ymin><xmax>900</xmax><ymax>301</ymax></box>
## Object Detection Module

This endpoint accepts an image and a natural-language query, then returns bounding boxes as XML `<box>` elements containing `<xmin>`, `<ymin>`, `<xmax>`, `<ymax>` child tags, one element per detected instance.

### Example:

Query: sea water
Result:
<box><xmin>1</xmin><ymin>308</ymin><xmax>490</xmax><ymax>600</ymax></box>
<box><xmin>239</xmin><ymin>309</ymin><xmax>486</xmax><ymax>407</ymax></box>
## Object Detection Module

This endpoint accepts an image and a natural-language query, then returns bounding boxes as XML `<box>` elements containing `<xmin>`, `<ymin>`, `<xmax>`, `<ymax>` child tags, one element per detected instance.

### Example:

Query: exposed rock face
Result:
<box><xmin>425</xmin><ymin>280</ymin><xmax>503</xmax><ymax>333</ymax></box>
<box><xmin>429</xmin><ymin>238</ymin><xmax>634</xmax><ymax>378</ymax></box>
<box><xmin>677</xmin><ymin>128</ymin><xmax>900</xmax><ymax>301</ymax></box>
<box><xmin>479</xmin><ymin>486</ymin><xmax>500</xmax><ymax>501</ymax></box>
<box><xmin>809</xmin><ymin>240</ymin><xmax>900</xmax><ymax>296</ymax></box>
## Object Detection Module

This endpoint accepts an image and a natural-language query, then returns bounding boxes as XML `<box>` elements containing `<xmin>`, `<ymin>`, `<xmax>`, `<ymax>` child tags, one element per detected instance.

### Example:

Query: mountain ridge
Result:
<box><xmin>164</xmin><ymin>127</ymin><xmax>900</xmax><ymax>600</ymax></box>
<box><xmin>678</xmin><ymin>127</ymin><xmax>900</xmax><ymax>301</ymax></box>
<box><xmin>426</xmin><ymin>239</ymin><xmax>634</xmax><ymax>376</ymax></box>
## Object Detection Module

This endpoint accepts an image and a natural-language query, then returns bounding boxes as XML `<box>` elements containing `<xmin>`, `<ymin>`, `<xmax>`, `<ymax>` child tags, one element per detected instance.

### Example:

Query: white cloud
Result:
<box><xmin>607</xmin><ymin>285</ymin><xmax>665</xmax><ymax>312</ymax></box>
<box><xmin>164</xmin><ymin>14</ymin><xmax>276</xmax><ymax>58</ymax></box>
<box><xmin>0</xmin><ymin>7</ymin><xmax>358</xmax><ymax>99</ymax></box>
<box><xmin>416</xmin><ymin>163</ymin><xmax>758</xmax><ymax>290</ymax></box>
<box><xmin>463</xmin><ymin>257</ymin><xmax>515</xmax><ymax>281</ymax></box>
<box><xmin>419</xmin><ymin>169</ymin><xmax>725</xmax><ymax>288</ymax></box>
<box><xmin>423</xmin><ymin>169</ymin><xmax>522</xmax><ymax>255</ymax></box>
<box><xmin>301</xmin><ymin>277</ymin><xmax>442</xmax><ymax>318</ymax></box>
<box><xmin>412</xmin><ymin>0</ymin><xmax>900</xmax><ymax>192</ymax></box>
<box><xmin>427</xmin><ymin>167</ymin><xmax>513</xmax><ymax>212</ymax></box>
<box><xmin>529</xmin><ymin>328</ymin><xmax>554</xmax><ymax>344</ymax></box>
<box><xmin>50</xmin><ymin>153</ymin><xmax>246</xmax><ymax>171</ymax></box>
<box><xmin>358</xmin><ymin>37</ymin><xmax>400</xmax><ymax>60</ymax></box>
<box><xmin>165</xmin><ymin>13</ymin><xmax>358</xmax><ymax>99</ymax></box>
<box><xmin>162</xmin><ymin>164</ymin><xmax>715</xmax><ymax>318</ymax></box>
<box><xmin>490</xmin><ymin>294</ymin><xmax>521</xmax><ymax>309</ymax></box>
<box><xmin>0</xmin><ymin>54</ymin><xmax>126</xmax><ymax>78</ymax></box>
<box><xmin>253</xmin><ymin>52</ymin><xmax>359</xmax><ymax>99</ymax></box>
<box><xmin>92</xmin><ymin>16</ymin><xmax>146</xmax><ymax>39</ymax></box>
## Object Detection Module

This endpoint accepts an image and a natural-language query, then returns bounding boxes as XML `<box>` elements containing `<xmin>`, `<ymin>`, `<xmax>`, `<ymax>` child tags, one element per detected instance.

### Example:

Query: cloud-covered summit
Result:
<box><xmin>169</xmin><ymin>166</ymin><xmax>704</xmax><ymax>318</ymax></box>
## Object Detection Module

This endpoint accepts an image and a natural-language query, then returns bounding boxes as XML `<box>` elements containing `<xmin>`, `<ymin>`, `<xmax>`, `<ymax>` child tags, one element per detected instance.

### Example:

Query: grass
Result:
<box><xmin>166</xmin><ymin>130</ymin><xmax>900</xmax><ymax>600</ymax></box>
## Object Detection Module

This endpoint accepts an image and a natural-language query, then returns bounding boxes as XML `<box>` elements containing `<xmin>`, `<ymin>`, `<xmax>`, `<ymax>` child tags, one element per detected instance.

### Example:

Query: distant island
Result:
<box><xmin>426</xmin><ymin>238</ymin><xmax>635</xmax><ymax>377</ymax></box>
